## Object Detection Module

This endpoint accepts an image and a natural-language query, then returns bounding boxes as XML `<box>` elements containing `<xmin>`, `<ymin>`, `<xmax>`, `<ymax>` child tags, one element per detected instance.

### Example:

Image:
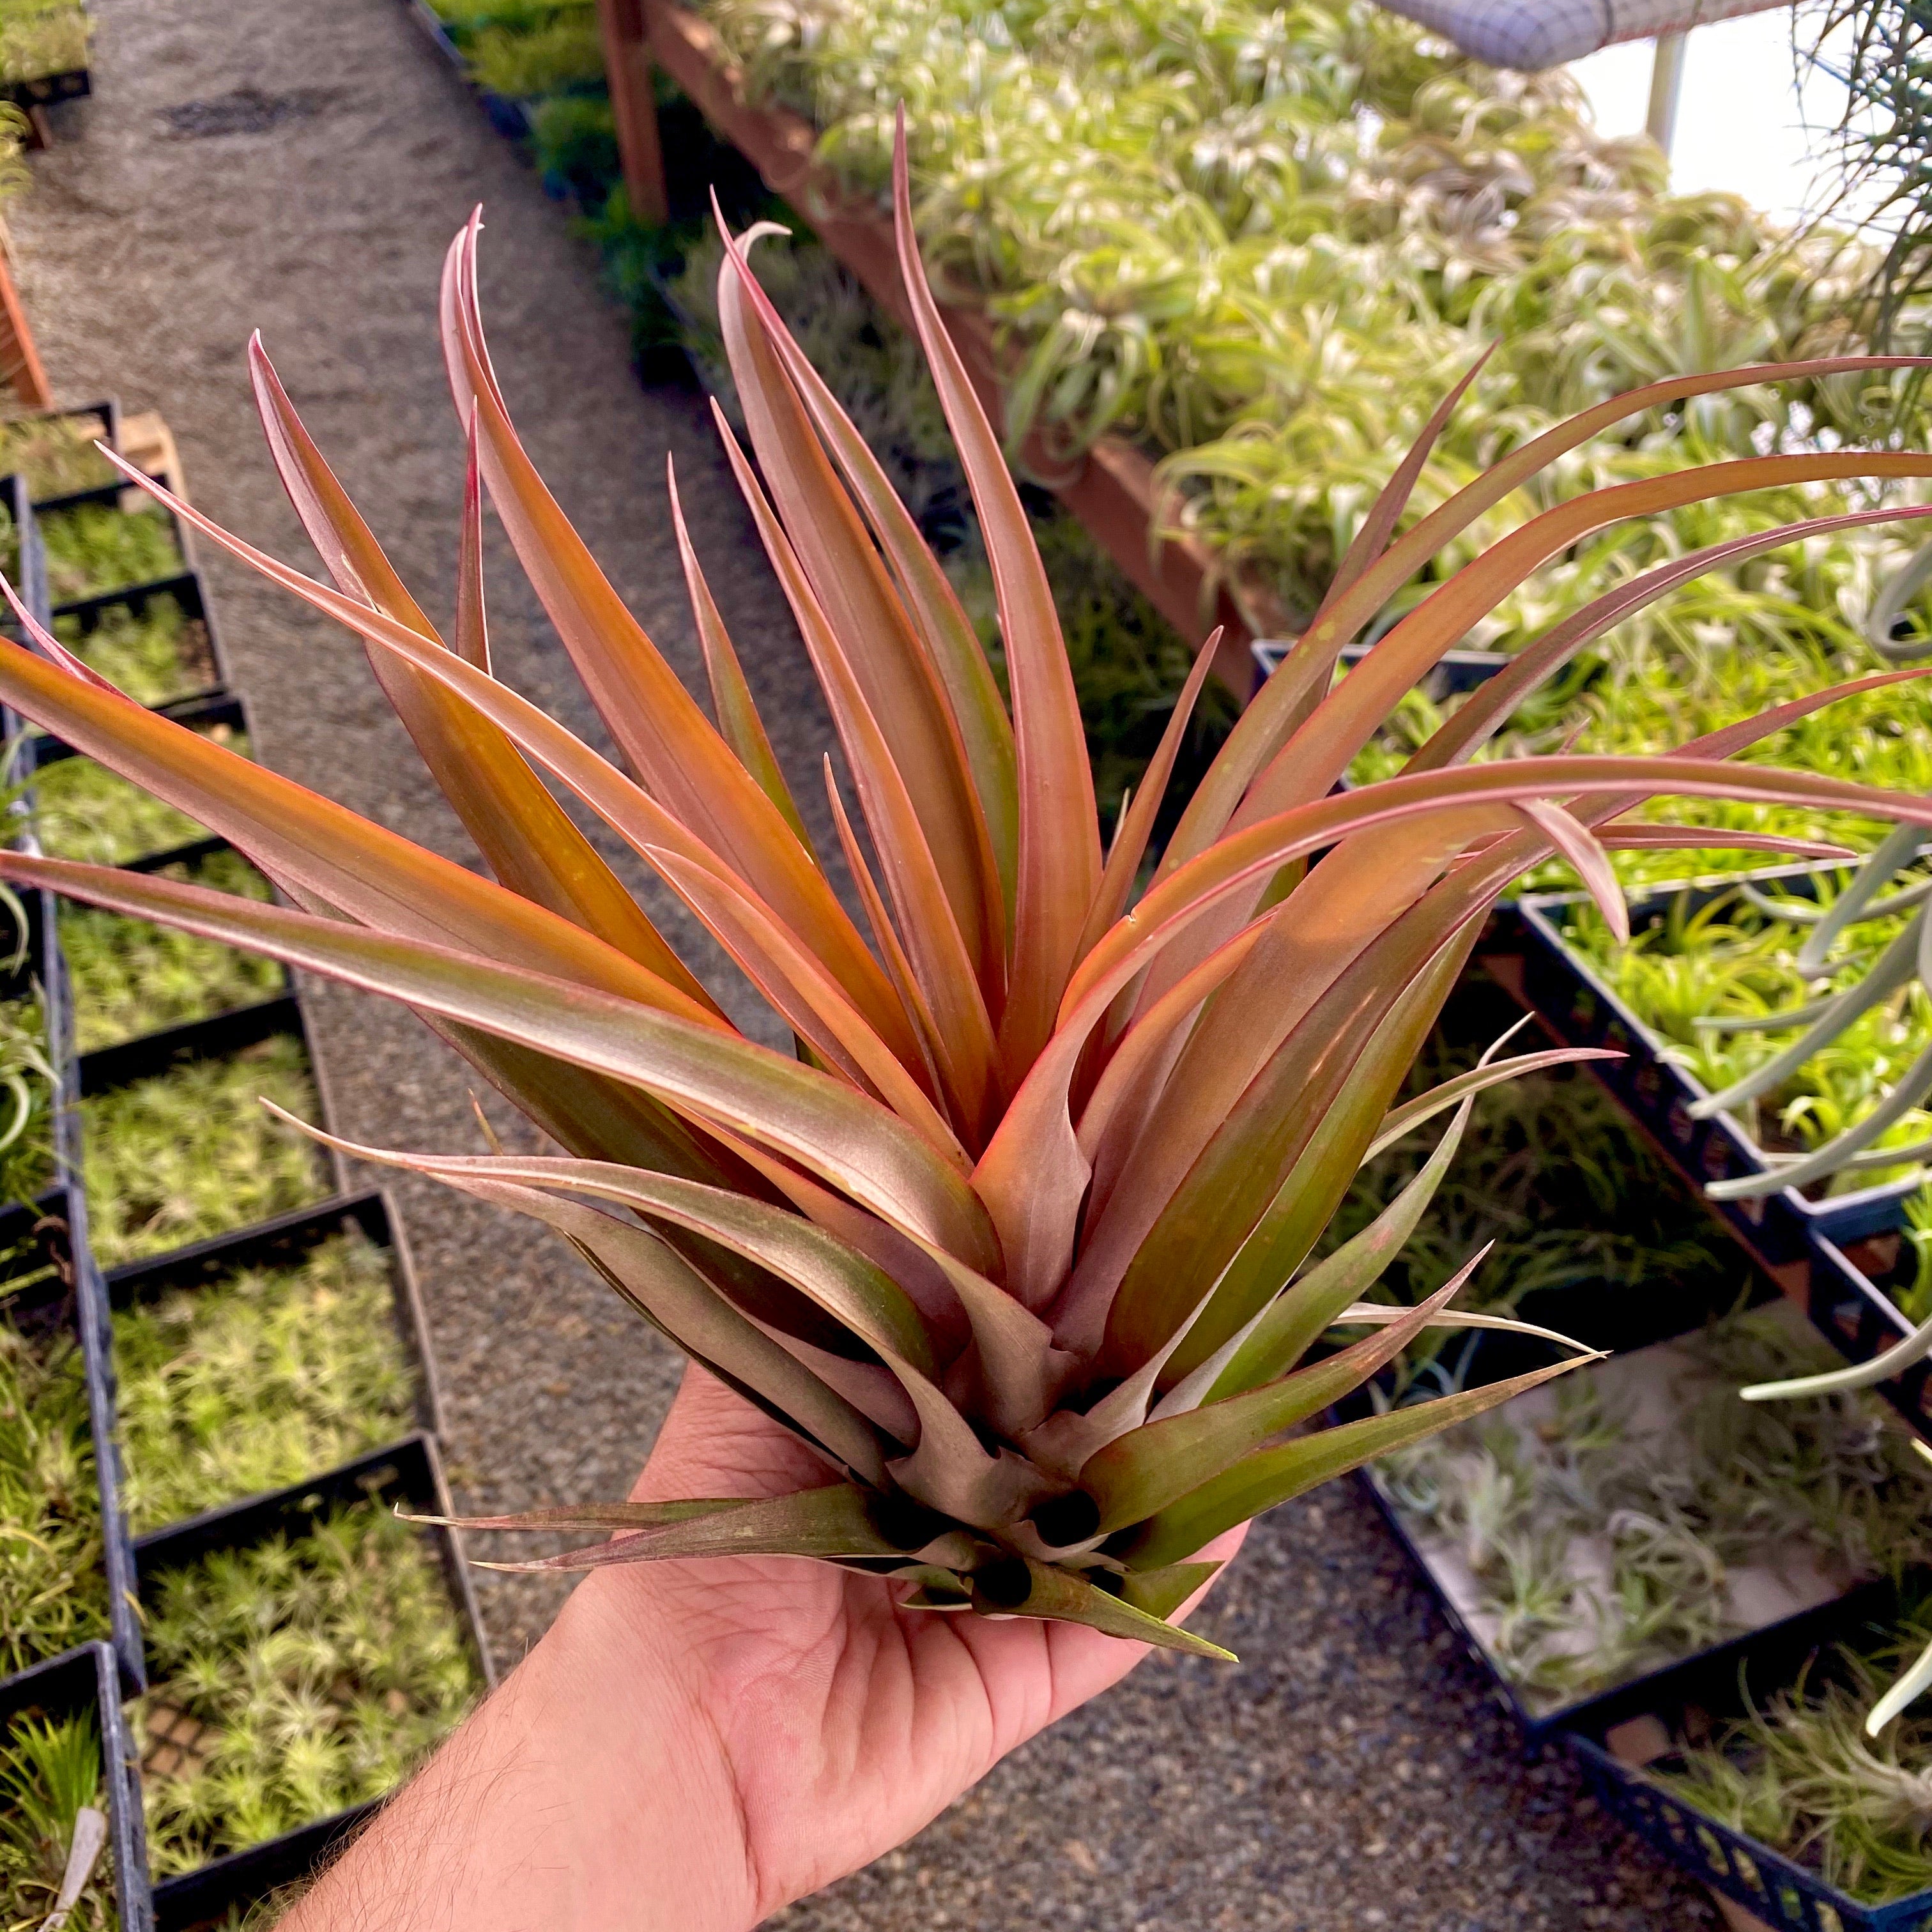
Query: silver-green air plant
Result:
<box><xmin>9</xmin><ymin>135</ymin><xmax>1932</xmax><ymax>1653</ymax></box>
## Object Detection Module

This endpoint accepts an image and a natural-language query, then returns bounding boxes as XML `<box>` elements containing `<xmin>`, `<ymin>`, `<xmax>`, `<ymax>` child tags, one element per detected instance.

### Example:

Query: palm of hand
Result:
<box><xmin>579</xmin><ymin>1367</ymin><xmax>1240</xmax><ymax>1921</ymax></box>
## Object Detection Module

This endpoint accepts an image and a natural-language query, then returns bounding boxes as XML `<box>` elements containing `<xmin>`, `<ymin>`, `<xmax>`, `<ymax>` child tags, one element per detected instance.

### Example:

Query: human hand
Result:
<box><xmin>283</xmin><ymin>1363</ymin><xmax>1241</xmax><ymax>1932</ymax></box>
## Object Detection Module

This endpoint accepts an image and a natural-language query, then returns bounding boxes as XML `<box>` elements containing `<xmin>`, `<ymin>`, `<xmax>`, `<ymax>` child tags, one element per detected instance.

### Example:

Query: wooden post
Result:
<box><xmin>0</xmin><ymin>250</ymin><xmax>50</xmax><ymax>409</ymax></box>
<box><xmin>597</xmin><ymin>0</ymin><xmax>669</xmax><ymax>225</ymax></box>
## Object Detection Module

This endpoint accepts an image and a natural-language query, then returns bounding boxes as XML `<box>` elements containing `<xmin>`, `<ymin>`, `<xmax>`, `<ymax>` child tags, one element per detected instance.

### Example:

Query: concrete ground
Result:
<box><xmin>11</xmin><ymin>2</ymin><xmax>1719</xmax><ymax>1924</ymax></box>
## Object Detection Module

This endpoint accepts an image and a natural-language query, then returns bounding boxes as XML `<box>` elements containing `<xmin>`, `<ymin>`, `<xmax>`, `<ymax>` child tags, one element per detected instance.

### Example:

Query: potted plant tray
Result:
<box><xmin>1493</xmin><ymin>863</ymin><xmax>1931</xmax><ymax>1275</ymax></box>
<box><xmin>105</xmin><ymin>1188</ymin><xmax>443</xmax><ymax>1538</ymax></box>
<box><xmin>0</xmin><ymin>1641</ymin><xmax>153</xmax><ymax>1932</ymax></box>
<box><xmin>1355</xmin><ymin>1294</ymin><xmax>1932</xmax><ymax>1745</ymax></box>
<box><xmin>1567</xmin><ymin>1570</ymin><xmax>1932</xmax><ymax>1932</ymax></box>
<box><xmin>0</xmin><ymin>1188</ymin><xmax>144</xmax><ymax>1699</ymax></box>
<box><xmin>132</xmin><ymin>1435</ymin><xmax>495</xmax><ymax>1932</ymax></box>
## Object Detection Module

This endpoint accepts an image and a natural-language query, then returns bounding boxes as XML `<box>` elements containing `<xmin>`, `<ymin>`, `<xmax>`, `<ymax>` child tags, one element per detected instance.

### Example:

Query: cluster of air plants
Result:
<box><xmin>0</xmin><ymin>414</ymin><xmax>116</xmax><ymax>500</ymax></box>
<box><xmin>55</xmin><ymin>595</ymin><xmax>215</xmax><ymax>711</ymax></box>
<box><xmin>1563</xmin><ymin>869</ymin><xmax>1932</xmax><ymax>1193</ymax></box>
<box><xmin>29</xmin><ymin>732</ymin><xmax>245</xmax><ymax>866</ymax></box>
<box><xmin>425</xmin><ymin>0</ymin><xmax>602</xmax><ymax>100</ymax></box>
<box><xmin>0</xmin><ymin>160</ymin><xmax>1920</xmax><ymax>1660</ymax></box>
<box><xmin>41</xmin><ymin>503</ymin><xmax>182</xmax><ymax>610</ymax></box>
<box><xmin>0</xmin><ymin>0</ymin><xmax>88</xmax><ymax>87</ymax></box>
<box><xmin>1377</xmin><ymin>1306</ymin><xmax>1932</xmax><ymax>1713</ymax></box>
<box><xmin>1651</xmin><ymin>1588</ymin><xmax>1932</xmax><ymax>1908</ymax></box>
<box><xmin>698</xmin><ymin>0</ymin><xmax>1925</xmax><ymax>591</ymax></box>
<box><xmin>79</xmin><ymin>1036</ymin><xmax>329</xmax><ymax>1267</ymax></box>
<box><xmin>0</xmin><ymin>1705</ymin><xmax>113</xmax><ymax>1932</ymax></box>
<box><xmin>113</xmin><ymin>1235</ymin><xmax>415</xmax><ymax>1532</ymax></box>
<box><xmin>60</xmin><ymin>848</ymin><xmax>280</xmax><ymax>1052</ymax></box>
<box><xmin>0</xmin><ymin>1272</ymin><xmax>107</xmax><ymax>1678</ymax></box>
<box><xmin>139</xmin><ymin>1502</ymin><xmax>482</xmax><ymax>1874</ymax></box>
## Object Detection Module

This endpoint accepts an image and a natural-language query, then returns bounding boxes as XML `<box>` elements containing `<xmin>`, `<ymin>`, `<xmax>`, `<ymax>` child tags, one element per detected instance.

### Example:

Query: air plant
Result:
<box><xmin>0</xmin><ymin>2</ymin><xmax>88</xmax><ymax>88</ymax></box>
<box><xmin>0</xmin><ymin>1706</ymin><xmax>112</xmax><ymax>1932</ymax></box>
<box><xmin>56</xmin><ymin>596</ymin><xmax>216</xmax><ymax>712</ymax></box>
<box><xmin>10</xmin><ymin>152</ymin><xmax>1932</xmax><ymax>1656</ymax></box>
<box><xmin>1565</xmin><ymin>870</ymin><xmax>1932</xmax><ymax>1193</ymax></box>
<box><xmin>140</xmin><ymin>1503</ymin><xmax>482</xmax><ymax>1875</ymax></box>
<box><xmin>1652</xmin><ymin>1590</ymin><xmax>1932</xmax><ymax>1908</ymax></box>
<box><xmin>1379</xmin><ymin>1307</ymin><xmax>1932</xmax><ymax>1713</ymax></box>
<box><xmin>113</xmin><ymin>1234</ymin><xmax>415</xmax><ymax>1532</ymax></box>
<box><xmin>1322</xmin><ymin>1014</ymin><xmax>1738</xmax><ymax>1392</ymax></box>
<box><xmin>60</xmin><ymin>848</ymin><xmax>280</xmax><ymax>1052</ymax></box>
<box><xmin>0</xmin><ymin>989</ymin><xmax>55</xmax><ymax>1209</ymax></box>
<box><xmin>0</xmin><ymin>1295</ymin><xmax>108</xmax><ymax>1678</ymax></box>
<box><xmin>40</xmin><ymin>504</ymin><xmax>182</xmax><ymax>609</ymax></box>
<box><xmin>80</xmin><ymin>1038</ymin><xmax>328</xmax><ymax>1268</ymax></box>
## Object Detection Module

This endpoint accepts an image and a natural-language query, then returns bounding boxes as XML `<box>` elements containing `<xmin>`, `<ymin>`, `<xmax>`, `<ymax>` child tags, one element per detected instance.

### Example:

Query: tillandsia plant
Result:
<box><xmin>0</xmin><ymin>1706</ymin><xmax>112</xmax><ymax>1932</ymax></box>
<box><xmin>20</xmin><ymin>137</ymin><xmax>1932</xmax><ymax>1652</ymax></box>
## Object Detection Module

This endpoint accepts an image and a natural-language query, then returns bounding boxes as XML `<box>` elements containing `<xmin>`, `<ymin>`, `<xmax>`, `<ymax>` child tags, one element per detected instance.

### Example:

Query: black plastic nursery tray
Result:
<box><xmin>17</xmin><ymin>690</ymin><xmax>250</xmax><ymax>854</ymax></box>
<box><xmin>1250</xmin><ymin>636</ymin><xmax>1512</xmax><ymax>697</ymax></box>
<box><xmin>70</xmin><ymin>988</ymin><xmax>349</xmax><ymax>1277</ymax></box>
<box><xmin>57</xmin><ymin>834</ymin><xmax>289</xmax><ymax>1055</ymax></box>
<box><xmin>27</xmin><ymin>400</ymin><xmax>123</xmax><ymax>514</ymax></box>
<box><xmin>1566</xmin><ymin>1572</ymin><xmax>1932</xmax><ymax>1932</ymax></box>
<box><xmin>133</xmin><ymin>1434</ymin><xmax>495</xmax><ymax>1932</ymax></box>
<box><xmin>1344</xmin><ymin>1289</ymin><xmax>1920</xmax><ymax>1749</ymax></box>
<box><xmin>3</xmin><ymin>59</ymin><xmax>90</xmax><ymax>111</ymax></box>
<box><xmin>401</xmin><ymin>0</ymin><xmax>534</xmax><ymax>141</ymax></box>
<box><xmin>0</xmin><ymin>1642</ymin><xmax>153</xmax><ymax>1932</ymax></box>
<box><xmin>0</xmin><ymin>1189</ymin><xmax>144</xmax><ymax>1701</ymax></box>
<box><xmin>45</xmin><ymin>569</ymin><xmax>227</xmax><ymax>707</ymax></box>
<box><xmin>42</xmin><ymin>486</ymin><xmax>198</xmax><ymax>631</ymax></box>
<box><xmin>104</xmin><ymin>1186</ymin><xmax>445</xmax><ymax>1533</ymax></box>
<box><xmin>1807</xmin><ymin>1222</ymin><xmax>1932</xmax><ymax>1436</ymax></box>
<box><xmin>1494</xmin><ymin>864</ymin><xmax>1926</xmax><ymax>1279</ymax></box>
<box><xmin>0</xmin><ymin>468</ymin><xmax>51</xmax><ymax>640</ymax></box>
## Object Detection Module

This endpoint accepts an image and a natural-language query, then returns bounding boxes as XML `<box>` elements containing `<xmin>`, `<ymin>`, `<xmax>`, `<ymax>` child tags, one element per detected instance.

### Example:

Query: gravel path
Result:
<box><xmin>11</xmin><ymin>5</ymin><xmax>1719</xmax><ymax>1924</ymax></box>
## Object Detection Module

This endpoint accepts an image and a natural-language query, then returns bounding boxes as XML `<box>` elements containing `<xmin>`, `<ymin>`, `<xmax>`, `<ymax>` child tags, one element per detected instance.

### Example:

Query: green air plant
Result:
<box><xmin>1651</xmin><ymin>1590</ymin><xmax>1932</xmax><ymax>1907</ymax></box>
<box><xmin>29</xmin><ymin>731</ymin><xmax>248</xmax><ymax>866</ymax></box>
<box><xmin>0</xmin><ymin>413</ymin><xmax>115</xmax><ymax>500</ymax></box>
<box><xmin>1319</xmin><ymin>1009</ymin><xmax>1738</xmax><ymax>1394</ymax></box>
<box><xmin>1564</xmin><ymin>863</ymin><xmax>1932</xmax><ymax>1196</ymax></box>
<box><xmin>463</xmin><ymin>9</ymin><xmax>602</xmax><ymax>99</ymax></box>
<box><xmin>114</xmin><ymin>1234</ymin><xmax>416</xmax><ymax>1531</ymax></box>
<box><xmin>60</xmin><ymin>848</ymin><xmax>282</xmax><ymax>1052</ymax></box>
<box><xmin>0</xmin><ymin>987</ymin><xmax>56</xmax><ymax>1209</ymax></box>
<box><xmin>79</xmin><ymin>1037</ymin><xmax>330</xmax><ymax>1268</ymax></box>
<box><xmin>11</xmin><ymin>161</ymin><xmax>1932</xmax><ymax>1656</ymax></box>
<box><xmin>0</xmin><ymin>1291</ymin><xmax>109</xmax><ymax>1677</ymax></box>
<box><xmin>40</xmin><ymin>503</ymin><xmax>182</xmax><ymax>609</ymax></box>
<box><xmin>139</xmin><ymin>1502</ymin><xmax>482</xmax><ymax>1875</ymax></box>
<box><xmin>1377</xmin><ymin>1304</ymin><xmax>1932</xmax><ymax>1713</ymax></box>
<box><xmin>0</xmin><ymin>1706</ymin><xmax>113</xmax><ymax>1932</ymax></box>
<box><xmin>56</xmin><ymin>595</ymin><xmax>217</xmax><ymax>711</ymax></box>
<box><xmin>0</xmin><ymin>1</ymin><xmax>88</xmax><ymax>86</ymax></box>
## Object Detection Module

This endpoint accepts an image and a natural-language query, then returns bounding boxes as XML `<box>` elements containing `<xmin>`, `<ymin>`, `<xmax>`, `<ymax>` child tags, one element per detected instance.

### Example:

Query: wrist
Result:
<box><xmin>282</xmin><ymin>1567</ymin><xmax>760</xmax><ymax>1932</ymax></box>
